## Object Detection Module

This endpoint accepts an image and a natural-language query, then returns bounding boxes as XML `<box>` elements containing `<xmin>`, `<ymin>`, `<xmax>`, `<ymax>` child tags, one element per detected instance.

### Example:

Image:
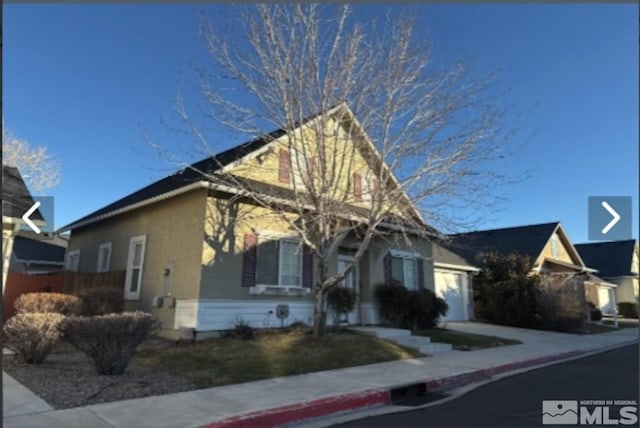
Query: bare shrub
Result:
<box><xmin>3</xmin><ymin>313</ymin><xmax>65</xmax><ymax>364</ymax></box>
<box><xmin>14</xmin><ymin>292</ymin><xmax>81</xmax><ymax>316</ymax></box>
<box><xmin>60</xmin><ymin>312</ymin><xmax>158</xmax><ymax>375</ymax></box>
<box><xmin>77</xmin><ymin>287</ymin><xmax>124</xmax><ymax>315</ymax></box>
<box><xmin>537</xmin><ymin>275</ymin><xmax>587</xmax><ymax>332</ymax></box>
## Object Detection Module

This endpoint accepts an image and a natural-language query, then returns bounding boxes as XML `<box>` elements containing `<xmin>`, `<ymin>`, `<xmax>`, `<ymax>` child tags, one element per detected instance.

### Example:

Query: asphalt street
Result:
<box><xmin>336</xmin><ymin>344</ymin><xmax>639</xmax><ymax>427</ymax></box>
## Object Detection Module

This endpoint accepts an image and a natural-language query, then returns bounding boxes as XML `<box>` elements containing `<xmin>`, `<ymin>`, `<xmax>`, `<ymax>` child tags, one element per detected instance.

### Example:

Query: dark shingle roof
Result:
<box><xmin>2</xmin><ymin>166</ymin><xmax>44</xmax><ymax>221</ymax></box>
<box><xmin>432</xmin><ymin>242</ymin><xmax>477</xmax><ymax>267</ymax></box>
<box><xmin>445</xmin><ymin>222</ymin><xmax>560</xmax><ymax>264</ymax></box>
<box><xmin>12</xmin><ymin>235</ymin><xmax>66</xmax><ymax>264</ymax></box>
<box><xmin>60</xmin><ymin>128</ymin><xmax>289</xmax><ymax>231</ymax></box>
<box><xmin>60</xmin><ymin>104</ymin><xmax>363</xmax><ymax>232</ymax></box>
<box><xmin>575</xmin><ymin>240</ymin><xmax>637</xmax><ymax>278</ymax></box>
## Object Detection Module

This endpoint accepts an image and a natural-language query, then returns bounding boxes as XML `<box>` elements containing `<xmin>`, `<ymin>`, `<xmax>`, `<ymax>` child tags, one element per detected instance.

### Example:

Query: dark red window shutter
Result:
<box><xmin>417</xmin><ymin>258</ymin><xmax>425</xmax><ymax>290</ymax></box>
<box><xmin>242</xmin><ymin>233</ymin><xmax>258</xmax><ymax>287</ymax></box>
<box><xmin>278</xmin><ymin>148</ymin><xmax>291</xmax><ymax>183</ymax></box>
<box><xmin>383</xmin><ymin>252</ymin><xmax>392</xmax><ymax>285</ymax></box>
<box><xmin>353</xmin><ymin>172</ymin><xmax>362</xmax><ymax>201</ymax></box>
<box><xmin>302</xmin><ymin>244</ymin><xmax>313</xmax><ymax>288</ymax></box>
<box><xmin>371</xmin><ymin>178</ymin><xmax>379</xmax><ymax>204</ymax></box>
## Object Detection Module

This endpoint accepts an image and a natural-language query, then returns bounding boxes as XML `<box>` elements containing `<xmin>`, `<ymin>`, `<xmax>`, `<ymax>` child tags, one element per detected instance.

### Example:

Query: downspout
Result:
<box><xmin>2</xmin><ymin>223</ymin><xmax>21</xmax><ymax>295</ymax></box>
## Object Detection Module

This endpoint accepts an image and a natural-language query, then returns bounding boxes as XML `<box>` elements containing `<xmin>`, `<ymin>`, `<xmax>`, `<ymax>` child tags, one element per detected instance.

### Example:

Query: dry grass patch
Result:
<box><xmin>134</xmin><ymin>329</ymin><xmax>421</xmax><ymax>388</ymax></box>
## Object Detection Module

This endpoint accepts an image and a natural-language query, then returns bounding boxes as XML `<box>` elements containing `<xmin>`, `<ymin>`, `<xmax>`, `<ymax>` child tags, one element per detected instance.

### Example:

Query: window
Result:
<box><xmin>96</xmin><ymin>242</ymin><xmax>112</xmax><ymax>273</ymax></box>
<box><xmin>391</xmin><ymin>255</ymin><xmax>417</xmax><ymax>290</ymax></box>
<box><xmin>124</xmin><ymin>235</ymin><xmax>146</xmax><ymax>300</ymax></box>
<box><xmin>66</xmin><ymin>249</ymin><xmax>80</xmax><ymax>272</ymax></box>
<box><xmin>256</xmin><ymin>239</ymin><xmax>302</xmax><ymax>287</ymax></box>
<box><xmin>550</xmin><ymin>234</ymin><xmax>560</xmax><ymax>259</ymax></box>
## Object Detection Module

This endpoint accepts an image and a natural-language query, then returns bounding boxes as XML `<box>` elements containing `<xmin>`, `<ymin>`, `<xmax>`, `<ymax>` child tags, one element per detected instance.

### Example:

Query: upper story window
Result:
<box><xmin>550</xmin><ymin>234</ymin><xmax>561</xmax><ymax>259</ymax></box>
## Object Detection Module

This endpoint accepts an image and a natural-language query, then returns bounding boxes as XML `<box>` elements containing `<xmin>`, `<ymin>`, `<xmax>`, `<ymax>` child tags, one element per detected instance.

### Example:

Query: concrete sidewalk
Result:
<box><xmin>3</xmin><ymin>326</ymin><xmax>638</xmax><ymax>428</ymax></box>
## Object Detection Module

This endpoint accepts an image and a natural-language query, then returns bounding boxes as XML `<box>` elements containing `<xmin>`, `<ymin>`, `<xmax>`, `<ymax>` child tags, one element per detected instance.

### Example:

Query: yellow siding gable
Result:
<box><xmin>538</xmin><ymin>232</ymin><xmax>579</xmax><ymax>266</ymax></box>
<box><xmin>226</xmin><ymin>115</ymin><xmax>392</xmax><ymax>213</ymax></box>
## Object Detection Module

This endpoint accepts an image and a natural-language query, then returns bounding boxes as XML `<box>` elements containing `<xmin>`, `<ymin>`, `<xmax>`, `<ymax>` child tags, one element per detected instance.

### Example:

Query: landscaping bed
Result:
<box><xmin>413</xmin><ymin>328</ymin><xmax>522</xmax><ymax>351</ymax></box>
<box><xmin>134</xmin><ymin>328</ymin><xmax>422</xmax><ymax>388</ymax></box>
<box><xmin>3</xmin><ymin>328</ymin><xmax>421</xmax><ymax>409</ymax></box>
<box><xmin>3</xmin><ymin>342</ymin><xmax>194</xmax><ymax>409</ymax></box>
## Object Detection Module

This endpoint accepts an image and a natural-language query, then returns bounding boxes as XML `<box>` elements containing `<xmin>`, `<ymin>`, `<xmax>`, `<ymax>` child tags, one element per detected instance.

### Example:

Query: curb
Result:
<box><xmin>202</xmin><ymin>345</ymin><xmax>634</xmax><ymax>428</ymax></box>
<box><xmin>203</xmin><ymin>390</ymin><xmax>391</xmax><ymax>428</ymax></box>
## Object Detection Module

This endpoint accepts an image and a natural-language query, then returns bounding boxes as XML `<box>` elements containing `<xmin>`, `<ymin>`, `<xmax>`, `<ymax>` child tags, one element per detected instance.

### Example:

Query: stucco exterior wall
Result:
<box><xmin>66</xmin><ymin>189</ymin><xmax>208</xmax><ymax>329</ymax></box>
<box><xmin>612</xmin><ymin>277</ymin><xmax>639</xmax><ymax>303</ymax></box>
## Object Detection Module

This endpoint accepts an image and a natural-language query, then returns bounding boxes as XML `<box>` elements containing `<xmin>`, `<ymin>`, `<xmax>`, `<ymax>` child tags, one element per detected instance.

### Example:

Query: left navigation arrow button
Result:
<box><xmin>22</xmin><ymin>201</ymin><xmax>42</xmax><ymax>234</ymax></box>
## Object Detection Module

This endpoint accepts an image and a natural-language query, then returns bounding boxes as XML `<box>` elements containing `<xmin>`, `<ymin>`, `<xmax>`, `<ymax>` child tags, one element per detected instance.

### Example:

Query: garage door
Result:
<box><xmin>434</xmin><ymin>270</ymin><xmax>467</xmax><ymax>321</ymax></box>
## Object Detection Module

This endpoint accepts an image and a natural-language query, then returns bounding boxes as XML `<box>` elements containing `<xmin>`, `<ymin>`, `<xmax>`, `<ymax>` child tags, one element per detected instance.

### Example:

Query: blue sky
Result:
<box><xmin>3</xmin><ymin>3</ymin><xmax>638</xmax><ymax>243</ymax></box>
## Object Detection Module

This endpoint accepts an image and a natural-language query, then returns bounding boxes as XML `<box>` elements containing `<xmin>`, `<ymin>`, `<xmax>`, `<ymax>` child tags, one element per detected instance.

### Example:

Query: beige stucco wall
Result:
<box><xmin>612</xmin><ymin>277</ymin><xmax>639</xmax><ymax>304</ymax></box>
<box><xmin>199</xmin><ymin>195</ymin><xmax>434</xmax><ymax>304</ymax></box>
<box><xmin>66</xmin><ymin>189</ymin><xmax>208</xmax><ymax>329</ymax></box>
<box><xmin>364</xmin><ymin>235</ymin><xmax>435</xmax><ymax>302</ymax></box>
<box><xmin>199</xmin><ymin>197</ymin><xmax>315</xmax><ymax>301</ymax></box>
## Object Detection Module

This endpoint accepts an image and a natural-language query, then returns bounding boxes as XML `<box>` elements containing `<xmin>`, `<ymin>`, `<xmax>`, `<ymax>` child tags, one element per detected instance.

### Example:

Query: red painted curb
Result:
<box><xmin>203</xmin><ymin>389</ymin><xmax>390</xmax><ymax>428</ymax></box>
<box><xmin>202</xmin><ymin>349</ymin><xmax>587</xmax><ymax>428</ymax></box>
<box><xmin>425</xmin><ymin>350</ymin><xmax>585</xmax><ymax>392</ymax></box>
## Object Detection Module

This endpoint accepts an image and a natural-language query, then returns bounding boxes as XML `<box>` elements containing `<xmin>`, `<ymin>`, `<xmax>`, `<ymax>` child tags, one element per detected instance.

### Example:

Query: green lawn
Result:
<box><xmin>413</xmin><ymin>328</ymin><xmax>521</xmax><ymax>351</ymax></box>
<box><xmin>134</xmin><ymin>329</ymin><xmax>422</xmax><ymax>388</ymax></box>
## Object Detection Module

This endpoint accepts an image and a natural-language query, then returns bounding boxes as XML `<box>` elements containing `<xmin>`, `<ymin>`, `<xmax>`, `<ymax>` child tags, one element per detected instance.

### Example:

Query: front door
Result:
<box><xmin>337</xmin><ymin>256</ymin><xmax>358</xmax><ymax>324</ymax></box>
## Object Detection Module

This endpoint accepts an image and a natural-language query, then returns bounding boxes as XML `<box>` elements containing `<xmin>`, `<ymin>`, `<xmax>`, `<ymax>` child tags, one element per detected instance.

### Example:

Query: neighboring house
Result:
<box><xmin>2</xmin><ymin>166</ymin><xmax>46</xmax><ymax>293</ymax></box>
<box><xmin>59</xmin><ymin>104</ymin><xmax>468</xmax><ymax>338</ymax></box>
<box><xmin>575</xmin><ymin>240</ymin><xmax>639</xmax><ymax>309</ymax></box>
<box><xmin>445</xmin><ymin>222</ymin><xmax>618</xmax><ymax>314</ymax></box>
<box><xmin>9</xmin><ymin>231</ymin><xmax>67</xmax><ymax>275</ymax></box>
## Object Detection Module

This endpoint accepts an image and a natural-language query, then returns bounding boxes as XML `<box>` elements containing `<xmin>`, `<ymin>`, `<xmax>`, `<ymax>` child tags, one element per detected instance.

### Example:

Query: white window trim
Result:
<box><xmin>389</xmin><ymin>249</ymin><xmax>421</xmax><ymax>258</ymax></box>
<box><xmin>255</xmin><ymin>235</ymin><xmax>303</xmax><ymax>288</ymax></box>
<box><xmin>124</xmin><ymin>235</ymin><xmax>147</xmax><ymax>300</ymax></box>
<box><xmin>96</xmin><ymin>242</ymin><xmax>112</xmax><ymax>273</ymax></box>
<box><xmin>278</xmin><ymin>239</ymin><xmax>303</xmax><ymax>287</ymax></box>
<box><xmin>66</xmin><ymin>249</ymin><xmax>81</xmax><ymax>272</ymax></box>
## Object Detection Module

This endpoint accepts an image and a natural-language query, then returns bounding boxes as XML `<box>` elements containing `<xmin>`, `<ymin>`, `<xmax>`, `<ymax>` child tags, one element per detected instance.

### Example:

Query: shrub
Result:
<box><xmin>77</xmin><ymin>287</ymin><xmax>124</xmax><ymax>315</ymax></box>
<box><xmin>289</xmin><ymin>321</ymin><xmax>309</xmax><ymax>331</ymax></box>
<box><xmin>473</xmin><ymin>253</ymin><xmax>540</xmax><ymax>328</ymax></box>
<box><xmin>15</xmin><ymin>292</ymin><xmax>81</xmax><ymax>316</ymax></box>
<box><xmin>374</xmin><ymin>281</ymin><xmax>410</xmax><ymax>328</ymax></box>
<box><xmin>3</xmin><ymin>313</ymin><xmax>65</xmax><ymax>364</ymax></box>
<box><xmin>536</xmin><ymin>277</ymin><xmax>587</xmax><ymax>332</ymax></box>
<box><xmin>407</xmin><ymin>289</ymin><xmax>449</xmax><ymax>330</ymax></box>
<box><xmin>59</xmin><ymin>311</ymin><xmax>158</xmax><ymax>375</ymax></box>
<box><xmin>618</xmin><ymin>302</ymin><xmax>639</xmax><ymax>319</ymax></box>
<box><xmin>590</xmin><ymin>308</ymin><xmax>603</xmax><ymax>322</ymax></box>
<box><xmin>327</xmin><ymin>286</ymin><xmax>357</xmax><ymax>321</ymax></box>
<box><xmin>223</xmin><ymin>318</ymin><xmax>255</xmax><ymax>340</ymax></box>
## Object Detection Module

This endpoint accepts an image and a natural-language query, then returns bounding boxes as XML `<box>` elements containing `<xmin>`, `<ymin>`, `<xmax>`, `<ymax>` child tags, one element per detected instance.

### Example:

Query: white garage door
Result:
<box><xmin>434</xmin><ymin>270</ymin><xmax>468</xmax><ymax>321</ymax></box>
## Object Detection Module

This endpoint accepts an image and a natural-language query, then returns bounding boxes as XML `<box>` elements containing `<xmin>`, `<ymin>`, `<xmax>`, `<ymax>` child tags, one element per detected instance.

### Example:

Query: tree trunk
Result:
<box><xmin>312</xmin><ymin>287</ymin><xmax>327</xmax><ymax>338</ymax></box>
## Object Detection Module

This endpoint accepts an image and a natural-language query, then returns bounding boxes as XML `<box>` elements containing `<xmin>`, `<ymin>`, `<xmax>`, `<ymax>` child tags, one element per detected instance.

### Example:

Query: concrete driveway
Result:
<box><xmin>442</xmin><ymin>321</ymin><xmax>581</xmax><ymax>343</ymax></box>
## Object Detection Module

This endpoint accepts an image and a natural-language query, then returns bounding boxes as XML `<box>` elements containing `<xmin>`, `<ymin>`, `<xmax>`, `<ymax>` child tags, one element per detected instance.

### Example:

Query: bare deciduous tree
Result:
<box><xmin>2</xmin><ymin>126</ymin><xmax>61</xmax><ymax>192</ymax></box>
<box><xmin>166</xmin><ymin>4</ymin><xmax>525</xmax><ymax>337</ymax></box>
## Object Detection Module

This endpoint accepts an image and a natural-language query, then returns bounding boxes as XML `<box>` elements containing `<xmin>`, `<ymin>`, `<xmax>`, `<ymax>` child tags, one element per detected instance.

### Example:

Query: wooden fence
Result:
<box><xmin>63</xmin><ymin>270</ymin><xmax>125</xmax><ymax>295</ymax></box>
<box><xmin>3</xmin><ymin>272</ymin><xmax>65</xmax><ymax>322</ymax></box>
